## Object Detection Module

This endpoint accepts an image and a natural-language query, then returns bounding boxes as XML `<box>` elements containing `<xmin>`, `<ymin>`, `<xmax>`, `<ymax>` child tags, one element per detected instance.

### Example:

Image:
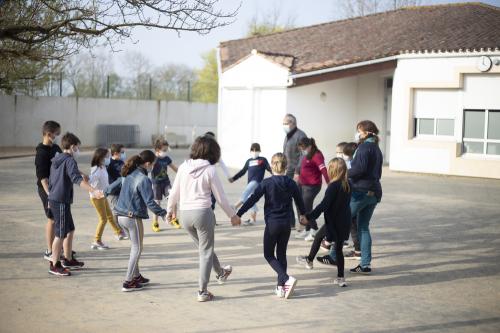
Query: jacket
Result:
<box><xmin>48</xmin><ymin>153</ymin><xmax>83</xmax><ymax>204</ymax></box>
<box><xmin>283</xmin><ymin>127</ymin><xmax>307</xmax><ymax>176</ymax></box>
<box><xmin>348</xmin><ymin>139</ymin><xmax>383</xmax><ymax>201</ymax></box>
<box><xmin>106</xmin><ymin>167</ymin><xmax>166</xmax><ymax>219</ymax></box>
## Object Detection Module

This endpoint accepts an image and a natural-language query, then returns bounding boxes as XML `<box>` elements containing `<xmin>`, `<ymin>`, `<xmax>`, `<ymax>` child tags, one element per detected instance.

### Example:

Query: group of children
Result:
<box><xmin>35</xmin><ymin>119</ymin><xmax>367</xmax><ymax>301</ymax></box>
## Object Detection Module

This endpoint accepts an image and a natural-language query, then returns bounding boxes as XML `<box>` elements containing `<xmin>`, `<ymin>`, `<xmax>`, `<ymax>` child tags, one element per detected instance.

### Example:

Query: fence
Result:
<box><xmin>0</xmin><ymin>95</ymin><xmax>217</xmax><ymax>148</ymax></box>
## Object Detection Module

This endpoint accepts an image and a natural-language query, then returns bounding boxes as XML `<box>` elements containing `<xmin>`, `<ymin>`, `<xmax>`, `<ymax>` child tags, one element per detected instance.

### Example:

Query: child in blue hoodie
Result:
<box><xmin>48</xmin><ymin>132</ymin><xmax>100</xmax><ymax>276</ymax></box>
<box><xmin>237</xmin><ymin>153</ymin><xmax>306</xmax><ymax>299</ymax></box>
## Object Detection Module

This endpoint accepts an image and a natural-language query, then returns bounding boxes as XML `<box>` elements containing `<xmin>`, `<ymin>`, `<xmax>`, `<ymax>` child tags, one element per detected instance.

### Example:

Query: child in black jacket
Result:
<box><xmin>297</xmin><ymin>158</ymin><xmax>351</xmax><ymax>287</ymax></box>
<box><xmin>237</xmin><ymin>153</ymin><xmax>306</xmax><ymax>299</ymax></box>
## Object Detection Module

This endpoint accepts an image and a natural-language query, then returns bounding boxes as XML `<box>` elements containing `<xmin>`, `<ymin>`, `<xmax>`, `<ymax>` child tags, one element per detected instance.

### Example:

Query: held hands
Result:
<box><xmin>91</xmin><ymin>189</ymin><xmax>104</xmax><ymax>199</ymax></box>
<box><xmin>231</xmin><ymin>215</ymin><xmax>241</xmax><ymax>226</ymax></box>
<box><xmin>299</xmin><ymin>215</ymin><xmax>309</xmax><ymax>226</ymax></box>
<box><xmin>293</xmin><ymin>174</ymin><xmax>300</xmax><ymax>183</ymax></box>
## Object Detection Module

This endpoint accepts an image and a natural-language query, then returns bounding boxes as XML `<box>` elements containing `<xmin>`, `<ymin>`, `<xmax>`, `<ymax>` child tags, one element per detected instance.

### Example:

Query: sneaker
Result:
<box><xmin>283</xmin><ymin>276</ymin><xmax>297</xmax><ymax>299</ymax></box>
<box><xmin>350</xmin><ymin>265</ymin><xmax>371</xmax><ymax>275</ymax></box>
<box><xmin>316</xmin><ymin>255</ymin><xmax>337</xmax><ymax>266</ymax></box>
<box><xmin>61</xmin><ymin>258</ymin><xmax>85</xmax><ymax>270</ymax></box>
<box><xmin>44</xmin><ymin>249</ymin><xmax>52</xmax><ymax>261</ymax></box>
<box><xmin>294</xmin><ymin>230</ymin><xmax>308</xmax><ymax>239</ymax></box>
<box><xmin>242</xmin><ymin>219</ymin><xmax>254</xmax><ymax>226</ymax></box>
<box><xmin>91</xmin><ymin>241</ymin><xmax>110</xmax><ymax>250</ymax></box>
<box><xmin>60</xmin><ymin>250</ymin><xmax>77</xmax><ymax>260</ymax></box>
<box><xmin>296</xmin><ymin>255</ymin><xmax>313</xmax><ymax>270</ymax></box>
<box><xmin>343</xmin><ymin>241</ymin><xmax>350</xmax><ymax>248</ymax></box>
<box><xmin>197</xmin><ymin>290</ymin><xmax>214</xmax><ymax>302</ymax></box>
<box><xmin>152</xmin><ymin>221</ymin><xmax>160</xmax><ymax>232</ymax></box>
<box><xmin>170</xmin><ymin>217</ymin><xmax>181</xmax><ymax>229</ymax></box>
<box><xmin>275</xmin><ymin>286</ymin><xmax>285</xmax><ymax>298</ymax></box>
<box><xmin>133</xmin><ymin>274</ymin><xmax>150</xmax><ymax>286</ymax></box>
<box><xmin>334</xmin><ymin>277</ymin><xmax>347</xmax><ymax>287</ymax></box>
<box><xmin>116</xmin><ymin>230</ymin><xmax>129</xmax><ymax>240</ymax></box>
<box><xmin>320</xmin><ymin>239</ymin><xmax>331</xmax><ymax>252</ymax></box>
<box><xmin>49</xmin><ymin>261</ymin><xmax>71</xmax><ymax>276</ymax></box>
<box><xmin>344</xmin><ymin>251</ymin><xmax>361</xmax><ymax>260</ymax></box>
<box><xmin>304</xmin><ymin>230</ymin><xmax>316</xmax><ymax>242</ymax></box>
<box><xmin>122</xmin><ymin>280</ymin><xmax>144</xmax><ymax>292</ymax></box>
<box><xmin>216</xmin><ymin>265</ymin><xmax>232</xmax><ymax>284</ymax></box>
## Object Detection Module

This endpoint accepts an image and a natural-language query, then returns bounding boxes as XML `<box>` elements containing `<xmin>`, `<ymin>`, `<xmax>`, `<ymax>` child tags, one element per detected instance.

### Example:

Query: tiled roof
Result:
<box><xmin>219</xmin><ymin>3</ymin><xmax>500</xmax><ymax>74</ymax></box>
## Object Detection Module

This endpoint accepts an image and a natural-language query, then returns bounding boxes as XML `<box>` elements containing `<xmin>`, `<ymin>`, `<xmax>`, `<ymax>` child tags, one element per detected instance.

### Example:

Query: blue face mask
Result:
<box><xmin>120</xmin><ymin>152</ymin><xmax>126</xmax><ymax>161</ymax></box>
<box><xmin>104</xmin><ymin>157</ymin><xmax>111</xmax><ymax>166</ymax></box>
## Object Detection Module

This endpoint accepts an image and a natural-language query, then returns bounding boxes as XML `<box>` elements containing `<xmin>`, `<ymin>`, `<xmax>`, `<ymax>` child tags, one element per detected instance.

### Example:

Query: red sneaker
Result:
<box><xmin>49</xmin><ymin>261</ymin><xmax>71</xmax><ymax>276</ymax></box>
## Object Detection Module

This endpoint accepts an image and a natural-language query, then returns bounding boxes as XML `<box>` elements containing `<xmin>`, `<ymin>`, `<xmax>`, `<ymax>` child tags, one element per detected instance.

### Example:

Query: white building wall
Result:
<box><xmin>390</xmin><ymin>55</ymin><xmax>500</xmax><ymax>178</ymax></box>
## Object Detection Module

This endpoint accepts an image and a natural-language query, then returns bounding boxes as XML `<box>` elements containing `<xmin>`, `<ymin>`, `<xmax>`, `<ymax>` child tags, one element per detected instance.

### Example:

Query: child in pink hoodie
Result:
<box><xmin>167</xmin><ymin>136</ymin><xmax>241</xmax><ymax>302</ymax></box>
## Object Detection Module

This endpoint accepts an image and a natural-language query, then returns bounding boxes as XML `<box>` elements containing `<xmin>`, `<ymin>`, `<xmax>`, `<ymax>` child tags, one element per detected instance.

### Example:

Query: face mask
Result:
<box><xmin>72</xmin><ymin>147</ymin><xmax>80</xmax><ymax>158</ymax></box>
<box><xmin>251</xmin><ymin>152</ymin><xmax>260</xmax><ymax>159</ymax></box>
<box><xmin>158</xmin><ymin>151</ymin><xmax>168</xmax><ymax>158</ymax></box>
<box><xmin>104</xmin><ymin>157</ymin><xmax>111</xmax><ymax>166</ymax></box>
<box><xmin>342</xmin><ymin>154</ymin><xmax>350</xmax><ymax>162</ymax></box>
<box><xmin>120</xmin><ymin>152</ymin><xmax>126</xmax><ymax>161</ymax></box>
<box><xmin>301</xmin><ymin>150</ymin><xmax>308</xmax><ymax>156</ymax></box>
<box><xmin>51</xmin><ymin>135</ymin><xmax>60</xmax><ymax>145</ymax></box>
<box><xmin>336</xmin><ymin>152</ymin><xmax>343</xmax><ymax>158</ymax></box>
<box><xmin>283</xmin><ymin>125</ymin><xmax>291</xmax><ymax>134</ymax></box>
<box><xmin>354</xmin><ymin>132</ymin><xmax>361</xmax><ymax>142</ymax></box>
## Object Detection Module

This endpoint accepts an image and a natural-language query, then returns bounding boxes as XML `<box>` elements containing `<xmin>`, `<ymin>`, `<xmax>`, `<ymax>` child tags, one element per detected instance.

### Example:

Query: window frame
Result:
<box><xmin>462</xmin><ymin>109</ymin><xmax>500</xmax><ymax>156</ymax></box>
<box><xmin>415</xmin><ymin>117</ymin><xmax>455</xmax><ymax>138</ymax></box>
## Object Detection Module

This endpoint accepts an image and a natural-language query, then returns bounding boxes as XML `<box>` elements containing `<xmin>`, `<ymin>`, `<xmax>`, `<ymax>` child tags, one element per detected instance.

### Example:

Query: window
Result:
<box><xmin>463</xmin><ymin>109</ymin><xmax>500</xmax><ymax>156</ymax></box>
<box><xmin>415</xmin><ymin>118</ymin><xmax>455</xmax><ymax>137</ymax></box>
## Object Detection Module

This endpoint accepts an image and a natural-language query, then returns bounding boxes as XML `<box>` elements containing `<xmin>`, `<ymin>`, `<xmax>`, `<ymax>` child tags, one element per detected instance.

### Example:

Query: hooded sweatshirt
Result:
<box><xmin>48</xmin><ymin>152</ymin><xmax>83</xmax><ymax>204</ymax></box>
<box><xmin>237</xmin><ymin>175</ymin><xmax>306</xmax><ymax>225</ymax></box>
<box><xmin>167</xmin><ymin>159</ymin><xmax>235</xmax><ymax>218</ymax></box>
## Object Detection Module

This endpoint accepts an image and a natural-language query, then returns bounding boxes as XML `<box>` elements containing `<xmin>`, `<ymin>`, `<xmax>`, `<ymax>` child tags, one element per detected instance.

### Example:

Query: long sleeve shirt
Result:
<box><xmin>232</xmin><ymin>157</ymin><xmax>271</xmax><ymax>183</ymax></box>
<box><xmin>299</xmin><ymin>151</ymin><xmax>329</xmax><ymax>185</ymax></box>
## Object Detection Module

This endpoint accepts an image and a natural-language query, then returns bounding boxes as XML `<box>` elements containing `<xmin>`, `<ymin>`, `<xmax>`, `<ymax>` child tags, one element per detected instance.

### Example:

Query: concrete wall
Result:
<box><xmin>390</xmin><ymin>54</ymin><xmax>500</xmax><ymax>179</ymax></box>
<box><xmin>0</xmin><ymin>96</ymin><xmax>217</xmax><ymax>147</ymax></box>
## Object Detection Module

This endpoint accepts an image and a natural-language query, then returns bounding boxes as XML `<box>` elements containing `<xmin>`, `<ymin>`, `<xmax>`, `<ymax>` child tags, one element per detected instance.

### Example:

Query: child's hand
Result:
<box><xmin>231</xmin><ymin>215</ymin><xmax>241</xmax><ymax>226</ymax></box>
<box><xmin>299</xmin><ymin>215</ymin><xmax>309</xmax><ymax>226</ymax></box>
<box><xmin>91</xmin><ymin>189</ymin><xmax>104</xmax><ymax>199</ymax></box>
<box><xmin>293</xmin><ymin>174</ymin><xmax>300</xmax><ymax>183</ymax></box>
<box><xmin>228</xmin><ymin>177</ymin><xmax>234</xmax><ymax>183</ymax></box>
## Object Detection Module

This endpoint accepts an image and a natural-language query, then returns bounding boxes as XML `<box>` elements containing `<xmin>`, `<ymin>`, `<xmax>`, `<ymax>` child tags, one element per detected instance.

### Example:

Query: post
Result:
<box><xmin>59</xmin><ymin>72</ymin><xmax>63</xmax><ymax>96</ymax></box>
<box><xmin>187</xmin><ymin>80</ymin><xmax>191</xmax><ymax>102</ymax></box>
<box><xmin>107</xmin><ymin>75</ymin><xmax>110</xmax><ymax>98</ymax></box>
<box><xmin>149</xmin><ymin>77</ymin><xmax>152</xmax><ymax>100</ymax></box>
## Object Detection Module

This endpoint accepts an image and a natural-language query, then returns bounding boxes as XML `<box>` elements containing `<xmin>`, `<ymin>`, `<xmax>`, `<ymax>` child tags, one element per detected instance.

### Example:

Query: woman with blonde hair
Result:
<box><xmin>296</xmin><ymin>157</ymin><xmax>351</xmax><ymax>287</ymax></box>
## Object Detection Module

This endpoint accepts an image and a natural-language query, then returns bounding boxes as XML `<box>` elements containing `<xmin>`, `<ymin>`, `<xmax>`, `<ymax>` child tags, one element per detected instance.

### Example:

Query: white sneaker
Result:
<box><xmin>296</xmin><ymin>255</ymin><xmax>313</xmax><ymax>270</ymax></box>
<box><xmin>197</xmin><ymin>290</ymin><xmax>214</xmax><ymax>302</ymax></box>
<box><xmin>91</xmin><ymin>241</ymin><xmax>109</xmax><ymax>250</ymax></box>
<box><xmin>294</xmin><ymin>230</ymin><xmax>307</xmax><ymax>239</ymax></box>
<box><xmin>242</xmin><ymin>219</ymin><xmax>254</xmax><ymax>226</ymax></box>
<box><xmin>275</xmin><ymin>286</ymin><xmax>285</xmax><ymax>298</ymax></box>
<box><xmin>216</xmin><ymin>265</ymin><xmax>232</xmax><ymax>284</ymax></box>
<box><xmin>304</xmin><ymin>230</ymin><xmax>316</xmax><ymax>242</ymax></box>
<box><xmin>334</xmin><ymin>277</ymin><xmax>347</xmax><ymax>287</ymax></box>
<box><xmin>283</xmin><ymin>276</ymin><xmax>297</xmax><ymax>299</ymax></box>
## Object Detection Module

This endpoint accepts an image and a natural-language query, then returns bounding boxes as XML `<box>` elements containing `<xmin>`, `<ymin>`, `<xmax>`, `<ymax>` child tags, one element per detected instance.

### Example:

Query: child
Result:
<box><xmin>106</xmin><ymin>150</ymin><xmax>167</xmax><ymax>292</ymax></box>
<box><xmin>296</xmin><ymin>158</ymin><xmax>352</xmax><ymax>287</ymax></box>
<box><xmin>89</xmin><ymin>148</ymin><xmax>127</xmax><ymax>250</ymax></box>
<box><xmin>48</xmin><ymin>132</ymin><xmax>101</xmax><ymax>276</ymax></box>
<box><xmin>229</xmin><ymin>143</ymin><xmax>271</xmax><ymax>226</ymax></box>
<box><xmin>35</xmin><ymin>121</ymin><xmax>62</xmax><ymax>260</ymax></box>
<box><xmin>342</xmin><ymin>142</ymin><xmax>357</xmax><ymax>169</ymax></box>
<box><xmin>166</xmin><ymin>136</ymin><xmax>240</xmax><ymax>302</ymax></box>
<box><xmin>151</xmin><ymin>138</ymin><xmax>178</xmax><ymax>232</ymax></box>
<box><xmin>237</xmin><ymin>153</ymin><xmax>306</xmax><ymax>299</ymax></box>
<box><xmin>107</xmin><ymin>144</ymin><xmax>126</xmax><ymax>231</ymax></box>
<box><xmin>336</xmin><ymin>142</ymin><xmax>347</xmax><ymax>158</ymax></box>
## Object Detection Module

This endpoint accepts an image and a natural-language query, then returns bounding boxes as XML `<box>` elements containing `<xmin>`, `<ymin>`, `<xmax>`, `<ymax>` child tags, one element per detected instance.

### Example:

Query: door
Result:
<box><xmin>384</xmin><ymin>78</ymin><xmax>393</xmax><ymax>163</ymax></box>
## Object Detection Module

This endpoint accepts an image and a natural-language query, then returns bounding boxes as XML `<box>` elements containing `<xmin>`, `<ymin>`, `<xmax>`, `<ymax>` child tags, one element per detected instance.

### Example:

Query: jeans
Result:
<box><xmin>117</xmin><ymin>217</ymin><xmax>143</xmax><ymax>282</ymax></box>
<box><xmin>263</xmin><ymin>223</ymin><xmax>291</xmax><ymax>286</ymax></box>
<box><xmin>329</xmin><ymin>192</ymin><xmax>378</xmax><ymax>267</ymax></box>
<box><xmin>300</xmin><ymin>184</ymin><xmax>321</xmax><ymax>231</ymax></box>
<box><xmin>241</xmin><ymin>180</ymin><xmax>259</xmax><ymax>213</ymax></box>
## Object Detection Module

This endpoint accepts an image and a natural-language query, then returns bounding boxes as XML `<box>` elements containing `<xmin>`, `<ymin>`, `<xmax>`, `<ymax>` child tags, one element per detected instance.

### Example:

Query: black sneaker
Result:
<box><xmin>44</xmin><ymin>250</ymin><xmax>52</xmax><ymax>261</ymax></box>
<box><xmin>350</xmin><ymin>265</ymin><xmax>371</xmax><ymax>274</ymax></box>
<box><xmin>60</xmin><ymin>251</ymin><xmax>77</xmax><ymax>260</ymax></box>
<box><xmin>49</xmin><ymin>261</ymin><xmax>71</xmax><ymax>276</ymax></box>
<box><xmin>61</xmin><ymin>258</ymin><xmax>84</xmax><ymax>270</ymax></box>
<box><xmin>133</xmin><ymin>274</ymin><xmax>150</xmax><ymax>286</ymax></box>
<box><xmin>316</xmin><ymin>255</ymin><xmax>337</xmax><ymax>266</ymax></box>
<box><xmin>122</xmin><ymin>280</ymin><xmax>144</xmax><ymax>292</ymax></box>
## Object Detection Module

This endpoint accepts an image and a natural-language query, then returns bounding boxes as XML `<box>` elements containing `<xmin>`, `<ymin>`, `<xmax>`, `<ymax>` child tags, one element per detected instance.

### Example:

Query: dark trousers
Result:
<box><xmin>300</xmin><ymin>184</ymin><xmax>321</xmax><ymax>231</ymax></box>
<box><xmin>307</xmin><ymin>224</ymin><xmax>345</xmax><ymax>278</ymax></box>
<box><xmin>263</xmin><ymin>223</ymin><xmax>291</xmax><ymax>286</ymax></box>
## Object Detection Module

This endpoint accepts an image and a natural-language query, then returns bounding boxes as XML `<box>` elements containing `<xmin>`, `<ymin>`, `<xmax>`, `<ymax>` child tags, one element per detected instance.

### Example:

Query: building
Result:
<box><xmin>216</xmin><ymin>3</ymin><xmax>500</xmax><ymax>179</ymax></box>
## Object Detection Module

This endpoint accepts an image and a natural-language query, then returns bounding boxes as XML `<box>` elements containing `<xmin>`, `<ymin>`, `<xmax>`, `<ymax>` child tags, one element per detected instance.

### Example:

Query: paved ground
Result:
<box><xmin>0</xmin><ymin>149</ymin><xmax>499</xmax><ymax>333</ymax></box>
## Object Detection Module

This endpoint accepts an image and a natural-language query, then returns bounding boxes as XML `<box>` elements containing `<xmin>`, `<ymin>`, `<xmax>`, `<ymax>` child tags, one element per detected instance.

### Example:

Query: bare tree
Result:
<box><xmin>334</xmin><ymin>0</ymin><xmax>423</xmax><ymax>19</ymax></box>
<box><xmin>247</xmin><ymin>2</ymin><xmax>296</xmax><ymax>37</ymax></box>
<box><xmin>0</xmin><ymin>0</ymin><xmax>239</xmax><ymax>92</ymax></box>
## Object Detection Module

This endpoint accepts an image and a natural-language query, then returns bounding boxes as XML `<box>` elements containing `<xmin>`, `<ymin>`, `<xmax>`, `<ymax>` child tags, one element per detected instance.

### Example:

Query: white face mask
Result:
<box><xmin>251</xmin><ymin>152</ymin><xmax>260</xmax><ymax>159</ymax></box>
<box><xmin>283</xmin><ymin>125</ymin><xmax>291</xmax><ymax>134</ymax></box>
<box><xmin>120</xmin><ymin>152</ymin><xmax>126</xmax><ymax>161</ymax></box>
<box><xmin>104</xmin><ymin>157</ymin><xmax>111</xmax><ymax>166</ymax></box>
<box><xmin>72</xmin><ymin>147</ymin><xmax>80</xmax><ymax>158</ymax></box>
<box><xmin>301</xmin><ymin>150</ymin><xmax>308</xmax><ymax>156</ymax></box>
<box><xmin>51</xmin><ymin>135</ymin><xmax>60</xmax><ymax>145</ymax></box>
<box><xmin>354</xmin><ymin>132</ymin><xmax>361</xmax><ymax>142</ymax></box>
<box><xmin>158</xmin><ymin>151</ymin><xmax>168</xmax><ymax>158</ymax></box>
<box><xmin>342</xmin><ymin>154</ymin><xmax>350</xmax><ymax>162</ymax></box>
<box><xmin>336</xmin><ymin>152</ymin><xmax>343</xmax><ymax>158</ymax></box>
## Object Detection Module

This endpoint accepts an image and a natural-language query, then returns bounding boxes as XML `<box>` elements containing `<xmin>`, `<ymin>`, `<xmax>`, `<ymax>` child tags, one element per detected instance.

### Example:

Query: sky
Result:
<box><xmin>110</xmin><ymin>0</ymin><xmax>500</xmax><ymax>75</ymax></box>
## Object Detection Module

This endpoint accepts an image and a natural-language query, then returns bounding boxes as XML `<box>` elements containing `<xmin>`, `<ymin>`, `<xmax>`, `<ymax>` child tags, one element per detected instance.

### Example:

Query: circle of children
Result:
<box><xmin>35</xmin><ymin>113</ymin><xmax>382</xmax><ymax>302</ymax></box>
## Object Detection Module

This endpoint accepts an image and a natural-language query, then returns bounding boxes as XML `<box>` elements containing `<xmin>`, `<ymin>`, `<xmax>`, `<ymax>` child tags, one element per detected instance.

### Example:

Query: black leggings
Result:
<box><xmin>263</xmin><ymin>223</ymin><xmax>291</xmax><ymax>286</ymax></box>
<box><xmin>307</xmin><ymin>224</ymin><xmax>345</xmax><ymax>278</ymax></box>
<box><xmin>300</xmin><ymin>185</ymin><xmax>321</xmax><ymax>231</ymax></box>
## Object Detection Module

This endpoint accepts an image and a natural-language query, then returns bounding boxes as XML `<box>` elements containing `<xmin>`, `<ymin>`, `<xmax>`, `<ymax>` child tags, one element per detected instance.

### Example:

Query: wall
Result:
<box><xmin>390</xmin><ymin>54</ymin><xmax>500</xmax><ymax>179</ymax></box>
<box><xmin>0</xmin><ymin>96</ymin><xmax>217</xmax><ymax>147</ymax></box>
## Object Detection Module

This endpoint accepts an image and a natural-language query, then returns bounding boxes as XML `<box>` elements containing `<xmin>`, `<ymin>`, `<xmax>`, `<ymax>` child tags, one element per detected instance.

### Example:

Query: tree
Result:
<box><xmin>155</xmin><ymin>63</ymin><xmax>197</xmax><ymax>101</ymax></box>
<box><xmin>334</xmin><ymin>0</ymin><xmax>423</xmax><ymax>19</ymax></box>
<box><xmin>192</xmin><ymin>49</ymin><xmax>218</xmax><ymax>103</ymax></box>
<box><xmin>246</xmin><ymin>4</ymin><xmax>296</xmax><ymax>37</ymax></box>
<box><xmin>65</xmin><ymin>52</ymin><xmax>114</xmax><ymax>98</ymax></box>
<box><xmin>0</xmin><ymin>0</ymin><xmax>239</xmax><ymax>93</ymax></box>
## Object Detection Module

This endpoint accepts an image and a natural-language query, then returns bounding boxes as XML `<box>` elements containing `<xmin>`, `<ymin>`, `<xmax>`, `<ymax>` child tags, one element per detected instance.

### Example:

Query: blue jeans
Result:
<box><xmin>329</xmin><ymin>192</ymin><xmax>378</xmax><ymax>267</ymax></box>
<box><xmin>241</xmin><ymin>180</ymin><xmax>259</xmax><ymax>213</ymax></box>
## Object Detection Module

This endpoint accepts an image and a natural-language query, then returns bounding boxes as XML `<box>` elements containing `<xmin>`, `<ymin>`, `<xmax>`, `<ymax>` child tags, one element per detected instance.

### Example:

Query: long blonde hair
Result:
<box><xmin>271</xmin><ymin>153</ymin><xmax>287</xmax><ymax>175</ymax></box>
<box><xmin>327</xmin><ymin>158</ymin><xmax>350</xmax><ymax>193</ymax></box>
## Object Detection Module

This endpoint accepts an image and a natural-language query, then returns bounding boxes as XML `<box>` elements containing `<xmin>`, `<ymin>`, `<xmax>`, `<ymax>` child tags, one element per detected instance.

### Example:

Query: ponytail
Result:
<box><xmin>121</xmin><ymin>155</ymin><xmax>144</xmax><ymax>177</ymax></box>
<box><xmin>298</xmin><ymin>137</ymin><xmax>319</xmax><ymax>159</ymax></box>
